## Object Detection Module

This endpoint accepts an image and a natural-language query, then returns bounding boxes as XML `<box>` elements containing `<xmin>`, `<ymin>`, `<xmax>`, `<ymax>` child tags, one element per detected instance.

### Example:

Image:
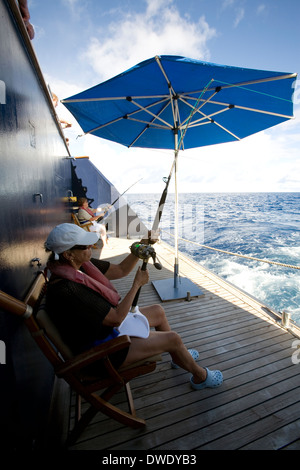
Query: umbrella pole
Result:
<box><xmin>152</xmin><ymin>141</ymin><xmax>203</xmax><ymax>300</ymax></box>
<box><xmin>152</xmin><ymin>127</ymin><xmax>203</xmax><ymax>301</ymax></box>
<box><xmin>174</xmin><ymin>136</ymin><xmax>179</xmax><ymax>288</ymax></box>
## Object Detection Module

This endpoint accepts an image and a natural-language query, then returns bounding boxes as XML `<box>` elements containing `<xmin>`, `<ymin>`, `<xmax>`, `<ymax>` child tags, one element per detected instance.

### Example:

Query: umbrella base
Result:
<box><xmin>152</xmin><ymin>277</ymin><xmax>203</xmax><ymax>302</ymax></box>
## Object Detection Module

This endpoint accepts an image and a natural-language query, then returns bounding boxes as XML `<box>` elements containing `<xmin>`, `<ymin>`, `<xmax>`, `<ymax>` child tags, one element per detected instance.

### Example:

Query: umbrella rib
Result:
<box><xmin>179</xmin><ymin>72</ymin><xmax>297</xmax><ymax>101</ymax></box>
<box><xmin>212</xmin><ymin>73</ymin><xmax>297</xmax><ymax>99</ymax></box>
<box><xmin>155</xmin><ymin>55</ymin><xmax>179</xmax><ymax>133</ymax></box>
<box><xmin>231</xmin><ymin>104</ymin><xmax>294</xmax><ymax>119</ymax></box>
<box><xmin>186</xmin><ymin>101</ymin><xmax>293</xmax><ymax>130</ymax></box>
<box><xmin>184</xmin><ymin>106</ymin><xmax>232</xmax><ymax>127</ymax></box>
<box><xmin>129</xmin><ymin>98</ymin><xmax>173</xmax><ymax>129</ymax></box>
<box><xmin>182</xmin><ymin>95</ymin><xmax>294</xmax><ymax>121</ymax></box>
<box><xmin>206</xmin><ymin>98</ymin><xmax>294</xmax><ymax>119</ymax></box>
<box><xmin>186</xmin><ymin>121</ymin><xmax>213</xmax><ymax>128</ymax></box>
<box><xmin>155</xmin><ymin>55</ymin><xmax>176</xmax><ymax>96</ymax></box>
<box><xmin>127</xmin><ymin>100</ymin><xmax>172</xmax><ymax>147</ymax></box>
<box><xmin>177</xmin><ymin>95</ymin><xmax>240</xmax><ymax>139</ymax></box>
<box><xmin>62</xmin><ymin>95</ymin><xmax>170</xmax><ymax>103</ymax></box>
<box><xmin>124</xmin><ymin>96</ymin><xmax>169</xmax><ymax>121</ymax></box>
<box><xmin>211</xmin><ymin>121</ymin><xmax>241</xmax><ymax>141</ymax></box>
<box><xmin>79</xmin><ymin>97</ymin><xmax>170</xmax><ymax>135</ymax></box>
<box><xmin>84</xmin><ymin>115</ymin><xmax>124</xmax><ymax>135</ymax></box>
<box><xmin>126</xmin><ymin>117</ymin><xmax>169</xmax><ymax>129</ymax></box>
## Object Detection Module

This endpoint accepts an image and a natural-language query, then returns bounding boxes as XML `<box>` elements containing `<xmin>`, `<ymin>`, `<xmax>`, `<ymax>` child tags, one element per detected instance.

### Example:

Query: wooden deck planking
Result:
<box><xmin>68</xmin><ymin>238</ymin><xmax>300</xmax><ymax>450</ymax></box>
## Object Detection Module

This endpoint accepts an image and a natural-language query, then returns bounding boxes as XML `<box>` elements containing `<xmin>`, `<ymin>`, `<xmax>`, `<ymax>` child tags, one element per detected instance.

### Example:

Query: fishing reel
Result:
<box><xmin>130</xmin><ymin>243</ymin><xmax>162</xmax><ymax>270</ymax></box>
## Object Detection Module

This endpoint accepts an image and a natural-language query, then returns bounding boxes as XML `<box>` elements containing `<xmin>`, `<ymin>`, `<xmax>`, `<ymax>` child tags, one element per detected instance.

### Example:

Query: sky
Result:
<box><xmin>28</xmin><ymin>0</ymin><xmax>300</xmax><ymax>194</ymax></box>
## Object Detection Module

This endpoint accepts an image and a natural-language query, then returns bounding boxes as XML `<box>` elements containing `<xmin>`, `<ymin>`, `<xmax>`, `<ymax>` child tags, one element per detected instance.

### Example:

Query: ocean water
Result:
<box><xmin>126</xmin><ymin>193</ymin><xmax>300</xmax><ymax>326</ymax></box>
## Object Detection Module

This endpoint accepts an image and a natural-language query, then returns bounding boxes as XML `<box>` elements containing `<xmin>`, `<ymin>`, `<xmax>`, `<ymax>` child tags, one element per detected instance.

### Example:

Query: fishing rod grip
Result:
<box><xmin>131</xmin><ymin>261</ymin><xmax>148</xmax><ymax>311</ymax></box>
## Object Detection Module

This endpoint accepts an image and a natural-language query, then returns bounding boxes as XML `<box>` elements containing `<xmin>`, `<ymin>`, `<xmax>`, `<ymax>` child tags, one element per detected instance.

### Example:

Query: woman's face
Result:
<box><xmin>68</xmin><ymin>245</ymin><xmax>93</xmax><ymax>267</ymax></box>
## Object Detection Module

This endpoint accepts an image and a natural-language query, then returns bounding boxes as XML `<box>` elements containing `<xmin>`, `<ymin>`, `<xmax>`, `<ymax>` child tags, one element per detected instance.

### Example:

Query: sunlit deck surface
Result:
<box><xmin>68</xmin><ymin>237</ymin><xmax>300</xmax><ymax>450</ymax></box>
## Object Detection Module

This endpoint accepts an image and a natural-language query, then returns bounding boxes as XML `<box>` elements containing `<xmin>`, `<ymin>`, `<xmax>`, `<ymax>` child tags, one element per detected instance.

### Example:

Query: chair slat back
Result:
<box><xmin>71</xmin><ymin>212</ymin><xmax>80</xmax><ymax>226</ymax></box>
<box><xmin>36</xmin><ymin>304</ymin><xmax>74</xmax><ymax>360</ymax></box>
<box><xmin>24</xmin><ymin>273</ymin><xmax>67</xmax><ymax>368</ymax></box>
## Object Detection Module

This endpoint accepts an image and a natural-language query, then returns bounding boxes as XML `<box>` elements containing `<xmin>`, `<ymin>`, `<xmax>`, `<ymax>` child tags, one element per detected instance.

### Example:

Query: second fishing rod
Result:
<box><xmin>97</xmin><ymin>177</ymin><xmax>143</xmax><ymax>222</ymax></box>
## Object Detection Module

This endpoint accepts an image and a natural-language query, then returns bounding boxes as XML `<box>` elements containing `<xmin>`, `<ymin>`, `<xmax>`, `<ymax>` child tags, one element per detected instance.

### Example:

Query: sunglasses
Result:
<box><xmin>70</xmin><ymin>245</ymin><xmax>91</xmax><ymax>250</ymax></box>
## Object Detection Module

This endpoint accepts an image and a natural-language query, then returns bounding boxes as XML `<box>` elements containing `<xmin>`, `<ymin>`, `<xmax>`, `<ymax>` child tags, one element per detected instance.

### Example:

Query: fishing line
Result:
<box><xmin>212</xmin><ymin>78</ymin><xmax>295</xmax><ymax>104</ymax></box>
<box><xmin>111</xmin><ymin>177</ymin><xmax>143</xmax><ymax>205</ymax></box>
<box><xmin>178</xmin><ymin>79</ymin><xmax>214</xmax><ymax>151</ymax></box>
<box><xmin>97</xmin><ymin>177</ymin><xmax>143</xmax><ymax>221</ymax></box>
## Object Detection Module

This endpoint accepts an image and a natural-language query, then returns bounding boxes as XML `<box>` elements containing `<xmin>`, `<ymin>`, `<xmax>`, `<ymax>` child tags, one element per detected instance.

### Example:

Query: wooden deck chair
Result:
<box><xmin>0</xmin><ymin>273</ymin><xmax>161</xmax><ymax>445</ymax></box>
<box><xmin>71</xmin><ymin>212</ymin><xmax>93</xmax><ymax>232</ymax></box>
<box><xmin>71</xmin><ymin>212</ymin><xmax>99</xmax><ymax>249</ymax></box>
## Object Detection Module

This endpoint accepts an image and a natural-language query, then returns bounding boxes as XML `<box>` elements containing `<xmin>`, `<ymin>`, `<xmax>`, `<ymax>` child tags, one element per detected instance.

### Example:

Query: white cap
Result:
<box><xmin>45</xmin><ymin>223</ymin><xmax>99</xmax><ymax>256</ymax></box>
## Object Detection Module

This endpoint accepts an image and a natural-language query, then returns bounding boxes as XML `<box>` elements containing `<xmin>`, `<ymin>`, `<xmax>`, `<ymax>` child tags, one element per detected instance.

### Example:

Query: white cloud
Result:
<box><xmin>221</xmin><ymin>0</ymin><xmax>245</xmax><ymax>28</ymax></box>
<box><xmin>234</xmin><ymin>7</ymin><xmax>245</xmax><ymax>27</ymax></box>
<box><xmin>81</xmin><ymin>0</ymin><xmax>216</xmax><ymax>81</ymax></box>
<box><xmin>222</xmin><ymin>0</ymin><xmax>235</xmax><ymax>8</ymax></box>
<box><xmin>257</xmin><ymin>4</ymin><xmax>266</xmax><ymax>15</ymax></box>
<box><xmin>62</xmin><ymin>0</ymin><xmax>84</xmax><ymax>17</ymax></box>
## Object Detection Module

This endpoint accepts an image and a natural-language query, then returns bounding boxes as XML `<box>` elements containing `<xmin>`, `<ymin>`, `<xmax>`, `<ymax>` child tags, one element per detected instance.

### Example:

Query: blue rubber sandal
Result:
<box><xmin>171</xmin><ymin>349</ymin><xmax>199</xmax><ymax>369</ymax></box>
<box><xmin>190</xmin><ymin>367</ymin><xmax>223</xmax><ymax>390</ymax></box>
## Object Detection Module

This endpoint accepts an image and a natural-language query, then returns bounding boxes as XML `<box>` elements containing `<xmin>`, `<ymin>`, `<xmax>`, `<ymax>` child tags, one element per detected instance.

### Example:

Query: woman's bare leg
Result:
<box><xmin>139</xmin><ymin>304</ymin><xmax>171</xmax><ymax>331</ymax></box>
<box><xmin>121</xmin><ymin>329</ymin><xmax>207</xmax><ymax>383</ymax></box>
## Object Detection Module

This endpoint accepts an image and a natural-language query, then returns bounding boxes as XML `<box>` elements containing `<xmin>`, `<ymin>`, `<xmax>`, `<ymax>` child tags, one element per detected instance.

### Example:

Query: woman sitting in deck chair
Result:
<box><xmin>45</xmin><ymin>224</ymin><xmax>223</xmax><ymax>390</ymax></box>
<box><xmin>77</xmin><ymin>197</ymin><xmax>108</xmax><ymax>247</ymax></box>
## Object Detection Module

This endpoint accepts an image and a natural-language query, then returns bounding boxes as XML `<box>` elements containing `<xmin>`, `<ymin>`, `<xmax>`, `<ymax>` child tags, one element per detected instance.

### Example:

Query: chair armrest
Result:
<box><xmin>80</xmin><ymin>221</ymin><xmax>93</xmax><ymax>228</ymax></box>
<box><xmin>56</xmin><ymin>335</ymin><xmax>131</xmax><ymax>376</ymax></box>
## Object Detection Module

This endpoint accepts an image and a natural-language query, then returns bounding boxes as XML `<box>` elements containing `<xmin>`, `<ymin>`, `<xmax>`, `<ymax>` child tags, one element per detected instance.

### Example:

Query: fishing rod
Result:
<box><xmin>97</xmin><ymin>177</ymin><xmax>143</xmax><ymax>221</ymax></box>
<box><xmin>151</xmin><ymin>158</ymin><xmax>175</xmax><ymax>235</ymax></box>
<box><xmin>130</xmin><ymin>243</ymin><xmax>162</xmax><ymax>312</ymax></box>
<box><xmin>111</xmin><ymin>177</ymin><xmax>143</xmax><ymax>206</ymax></box>
<box><xmin>128</xmin><ymin>164</ymin><xmax>173</xmax><ymax>310</ymax></box>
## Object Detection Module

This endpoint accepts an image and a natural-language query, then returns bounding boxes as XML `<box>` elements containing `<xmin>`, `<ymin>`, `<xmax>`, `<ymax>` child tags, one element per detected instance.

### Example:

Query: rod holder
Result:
<box><xmin>282</xmin><ymin>310</ymin><xmax>290</xmax><ymax>328</ymax></box>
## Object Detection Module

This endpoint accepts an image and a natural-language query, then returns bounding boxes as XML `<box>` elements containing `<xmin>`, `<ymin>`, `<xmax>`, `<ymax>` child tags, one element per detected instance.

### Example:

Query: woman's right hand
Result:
<box><xmin>103</xmin><ymin>267</ymin><xmax>149</xmax><ymax>328</ymax></box>
<box><xmin>133</xmin><ymin>266</ymin><xmax>149</xmax><ymax>288</ymax></box>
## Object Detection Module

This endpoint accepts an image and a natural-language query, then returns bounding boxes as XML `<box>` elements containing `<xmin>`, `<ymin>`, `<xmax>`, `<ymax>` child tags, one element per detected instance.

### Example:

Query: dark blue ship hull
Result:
<box><xmin>0</xmin><ymin>0</ymin><xmax>146</xmax><ymax>449</ymax></box>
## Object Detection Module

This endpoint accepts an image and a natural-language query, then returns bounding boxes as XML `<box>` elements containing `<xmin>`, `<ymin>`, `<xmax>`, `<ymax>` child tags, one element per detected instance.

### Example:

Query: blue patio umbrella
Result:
<box><xmin>62</xmin><ymin>55</ymin><xmax>296</xmax><ymax>300</ymax></box>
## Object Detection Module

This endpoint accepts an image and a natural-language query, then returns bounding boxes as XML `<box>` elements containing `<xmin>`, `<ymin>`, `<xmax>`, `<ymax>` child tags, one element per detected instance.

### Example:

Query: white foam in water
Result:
<box><xmin>206</xmin><ymin>257</ymin><xmax>300</xmax><ymax>323</ymax></box>
<box><xmin>199</xmin><ymin>250</ymin><xmax>300</xmax><ymax>325</ymax></box>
